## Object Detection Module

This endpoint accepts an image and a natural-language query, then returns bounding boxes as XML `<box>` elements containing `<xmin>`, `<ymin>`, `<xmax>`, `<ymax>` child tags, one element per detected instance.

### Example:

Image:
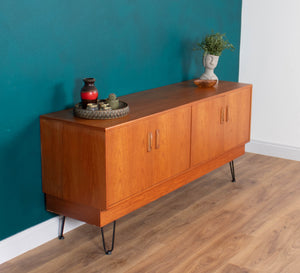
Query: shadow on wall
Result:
<box><xmin>52</xmin><ymin>83</ymin><xmax>74</xmax><ymax>111</ymax></box>
<box><xmin>193</xmin><ymin>46</ymin><xmax>203</xmax><ymax>78</ymax></box>
<box><xmin>73</xmin><ymin>78</ymin><xmax>82</xmax><ymax>106</ymax></box>
<box><xmin>0</xmin><ymin>118</ymin><xmax>54</xmax><ymax>240</ymax></box>
<box><xmin>52</xmin><ymin>84</ymin><xmax>66</xmax><ymax>110</ymax></box>
<box><xmin>181</xmin><ymin>38</ymin><xmax>203</xmax><ymax>81</ymax></box>
<box><xmin>0</xmin><ymin>80</ymin><xmax>78</xmax><ymax>240</ymax></box>
<box><xmin>53</xmin><ymin>78</ymin><xmax>87</xmax><ymax>108</ymax></box>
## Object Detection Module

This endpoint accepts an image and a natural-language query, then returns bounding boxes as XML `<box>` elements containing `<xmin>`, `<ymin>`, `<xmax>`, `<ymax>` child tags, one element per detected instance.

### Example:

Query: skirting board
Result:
<box><xmin>246</xmin><ymin>140</ymin><xmax>300</xmax><ymax>161</ymax></box>
<box><xmin>0</xmin><ymin>216</ymin><xmax>84</xmax><ymax>264</ymax></box>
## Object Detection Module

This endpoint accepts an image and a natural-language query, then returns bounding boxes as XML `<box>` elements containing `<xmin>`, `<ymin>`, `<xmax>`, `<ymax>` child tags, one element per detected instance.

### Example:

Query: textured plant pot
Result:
<box><xmin>81</xmin><ymin>78</ymin><xmax>98</xmax><ymax>109</ymax></box>
<box><xmin>200</xmin><ymin>54</ymin><xmax>219</xmax><ymax>81</ymax></box>
<box><xmin>108</xmin><ymin>99</ymin><xmax>119</xmax><ymax>110</ymax></box>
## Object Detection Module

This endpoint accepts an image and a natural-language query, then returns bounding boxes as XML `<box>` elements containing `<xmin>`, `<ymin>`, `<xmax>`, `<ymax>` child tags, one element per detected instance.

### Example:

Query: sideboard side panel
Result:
<box><xmin>41</xmin><ymin>118</ymin><xmax>64</xmax><ymax>198</ymax></box>
<box><xmin>41</xmin><ymin>119</ymin><xmax>107</xmax><ymax>210</ymax></box>
<box><xmin>60</xmin><ymin>123</ymin><xmax>106</xmax><ymax>209</ymax></box>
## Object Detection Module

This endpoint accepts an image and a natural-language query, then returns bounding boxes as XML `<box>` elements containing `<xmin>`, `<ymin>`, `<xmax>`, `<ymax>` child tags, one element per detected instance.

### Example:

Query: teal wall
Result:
<box><xmin>0</xmin><ymin>0</ymin><xmax>242</xmax><ymax>240</ymax></box>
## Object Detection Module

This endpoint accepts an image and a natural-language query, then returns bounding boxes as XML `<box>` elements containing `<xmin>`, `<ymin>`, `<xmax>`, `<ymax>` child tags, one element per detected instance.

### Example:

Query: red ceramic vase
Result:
<box><xmin>80</xmin><ymin>78</ymin><xmax>98</xmax><ymax>109</ymax></box>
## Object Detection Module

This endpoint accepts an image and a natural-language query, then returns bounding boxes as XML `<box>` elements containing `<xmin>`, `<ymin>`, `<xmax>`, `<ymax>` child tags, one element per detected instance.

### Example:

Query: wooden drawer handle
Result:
<box><xmin>220</xmin><ymin>108</ymin><xmax>224</xmax><ymax>124</ymax></box>
<box><xmin>148</xmin><ymin>132</ymin><xmax>153</xmax><ymax>152</ymax></box>
<box><xmin>226</xmin><ymin>106</ymin><xmax>229</xmax><ymax>122</ymax></box>
<box><xmin>155</xmin><ymin>129</ymin><xmax>160</xmax><ymax>149</ymax></box>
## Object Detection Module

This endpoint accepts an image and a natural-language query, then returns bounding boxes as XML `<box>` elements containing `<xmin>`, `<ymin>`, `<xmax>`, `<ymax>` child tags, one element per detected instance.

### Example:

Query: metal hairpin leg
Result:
<box><xmin>58</xmin><ymin>215</ymin><xmax>65</xmax><ymax>240</ymax></box>
<box><xmin>229</xmin><ymin>160</ymin><xmax>236</xmax><ymax>182</ymax></box>
<box><xmin>101</xmin><ymin>221</ymin><xmax>116</xmax><ymax>255</ymax></box>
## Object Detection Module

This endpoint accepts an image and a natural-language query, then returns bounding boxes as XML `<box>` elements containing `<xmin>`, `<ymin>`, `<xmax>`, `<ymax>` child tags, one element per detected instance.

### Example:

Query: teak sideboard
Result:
<box><xmin>40</xmin><ymin>80</ymin><xmax>252</xmax><ymax>253</ymax></box>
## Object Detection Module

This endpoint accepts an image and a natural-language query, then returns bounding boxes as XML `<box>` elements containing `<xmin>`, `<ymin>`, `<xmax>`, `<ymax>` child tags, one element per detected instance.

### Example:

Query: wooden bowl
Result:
<box><xmin>194</xmin><ymin>79</ymin><xmax>217</xmax><ymax>88</ymax></box>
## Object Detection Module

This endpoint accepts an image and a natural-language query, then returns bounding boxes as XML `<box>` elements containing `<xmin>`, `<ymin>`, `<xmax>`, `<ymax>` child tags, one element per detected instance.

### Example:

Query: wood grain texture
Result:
<box><xmin>100</xmin><ymin>145</ymin><xmax>245</xmax><ymax>227</ymax></box>
<box><xmin>40</xmin><ymin>119</ymin><xmax>63</xmax><ymax>198</ymax></box>
<box><xmin>105</xmin><ymin>116</ymin><xmax>153</xmax><ymax>205</ymax></box>
<box><xmin>41</xmin><ymin>121</ymin><xmax>106</xmax><ymax>209</ymax></box>
<box><xmin>40</xmin><ymin>80</ymin><xmax>252</xmax><ymax>229</ymax></box>
<box><xmin>191</xmin><ymin>95</ymin><xmax>225</xmax><ymax>165</ymax></box>
<box><xmin>40</xmin><ymin>81</ymin><xmax>251</xmax><ymax>130</ymax></box>
<box><xmin>224</xmin><ymin>88</ymin><xmax>252</xmax><ymax>151</ymax></box>
<box><xmin>105</xmin><ymin>106</ymin><xmax>191</xmax><ymax>206</ymax></box>
<box><xmin>2</xmin><ymin>153</ymin><xmax>300</xmax><ymax>273</ymax></box>
<box><xmin>43</xmin><ymin>145</ymin><xmax>244</xmax><ymax>227</ymax></box>
<box><xmin>46</xmin><ymin>195</ymin><xmax>100</xmax><ymax>226</ymax></box>
<box><xmin>191</xmin><ymin>87</ymin><xmax>251</xmax><ymax>166</ymax></box>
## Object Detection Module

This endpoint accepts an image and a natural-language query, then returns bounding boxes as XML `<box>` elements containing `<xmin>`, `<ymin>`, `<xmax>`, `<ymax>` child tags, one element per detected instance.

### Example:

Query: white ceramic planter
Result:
<box><xmin>200</xmin><ymin>54</ymin><xmax>219</xmax><ymax>81</ymax></box>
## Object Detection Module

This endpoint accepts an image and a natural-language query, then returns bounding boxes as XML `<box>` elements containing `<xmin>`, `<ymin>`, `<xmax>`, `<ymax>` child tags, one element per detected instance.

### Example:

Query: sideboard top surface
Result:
<box><xmin>40</xmin><ymin>80</ymin><xmax>251</xmax><ymax>130</ymax></box>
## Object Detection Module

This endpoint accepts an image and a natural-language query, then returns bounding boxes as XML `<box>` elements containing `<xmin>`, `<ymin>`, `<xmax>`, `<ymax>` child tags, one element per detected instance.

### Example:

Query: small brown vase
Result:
<box><xmin>80</xmin><ymin>78</ymin><xmax>98</xmax><ymax>109</ymax></box>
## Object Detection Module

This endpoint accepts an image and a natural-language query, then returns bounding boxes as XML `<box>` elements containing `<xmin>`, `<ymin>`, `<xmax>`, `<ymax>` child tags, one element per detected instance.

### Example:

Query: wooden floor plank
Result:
<box><xmin>1</xmin><ymin>153</ymin><xmax>300</xmax><ymax>273</ymax></box>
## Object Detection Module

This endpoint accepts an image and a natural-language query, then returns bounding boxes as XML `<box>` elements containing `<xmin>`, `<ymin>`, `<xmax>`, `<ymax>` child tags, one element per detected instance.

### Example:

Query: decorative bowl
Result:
<box><xmin>73</xmin><ymin>100</ymin><xmax>129</xmax><ymax>120</ymax></box>
<box><xmin>194</xmin><ymin>79</ymin><xmax>217</xmax><ymax>88</ymax></box>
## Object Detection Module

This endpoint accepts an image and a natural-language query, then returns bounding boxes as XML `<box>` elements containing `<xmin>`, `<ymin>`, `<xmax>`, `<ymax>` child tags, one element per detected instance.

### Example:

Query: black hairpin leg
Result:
<box><xmin>229</xmin><ymin>160</ymin><xmax>236</xmax><ymax>182</ymax></box>
<box><xmin>101</xmin><ymin>221</ymin><xmax>116</xmax><ymax>255</ymax></box>
<box><xmin>58</xmin><ymin>215</ymin><xmax>65</xmax><ymax>240</ymax></box>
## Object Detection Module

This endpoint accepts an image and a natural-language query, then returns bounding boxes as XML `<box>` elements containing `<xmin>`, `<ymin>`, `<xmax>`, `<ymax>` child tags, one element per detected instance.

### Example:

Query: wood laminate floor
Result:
<box><xmin>1</xmin><ymin>153</ymin><xmax>300</xmax><ymax>273</ymax></box>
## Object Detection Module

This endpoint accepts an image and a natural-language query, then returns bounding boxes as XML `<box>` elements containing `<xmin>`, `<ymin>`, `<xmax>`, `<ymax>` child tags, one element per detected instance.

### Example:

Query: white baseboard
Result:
<box><xmin>0</xmin><ymin>216</ymin><xmax>84</xmax><ymax>264</ymax></box>
<box><xmin>246</xmin><ymin>140</ymin><xmax>300</xmax><ymax>161</ymax></box>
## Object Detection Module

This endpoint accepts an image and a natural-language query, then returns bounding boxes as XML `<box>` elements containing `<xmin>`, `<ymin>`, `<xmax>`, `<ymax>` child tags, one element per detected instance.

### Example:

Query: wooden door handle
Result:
<box><xmin>155</xmin><ymin>129</ymin><xmax>160</xmax><ymax>149</ymax></box>
<box><xmin>148</xmin><ymin>132</ymin><xmax>153</xmax><ymax>152</ymax></box>
<box><xmin>226</xmin><ymin>106</ymin><xmax>229</xmax><ymax>122</ymax></box>
<box><xmin>220</xmin><ymin>108</ymin><xmax>224</xmax><ymax>124</ymax></box>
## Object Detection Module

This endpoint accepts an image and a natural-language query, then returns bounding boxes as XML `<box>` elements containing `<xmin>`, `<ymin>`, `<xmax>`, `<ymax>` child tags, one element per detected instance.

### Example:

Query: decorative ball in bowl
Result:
<box><xmin>194</xmin><ymin>79</ymin><xmax>217</xmax><ymax>88</ymax></box>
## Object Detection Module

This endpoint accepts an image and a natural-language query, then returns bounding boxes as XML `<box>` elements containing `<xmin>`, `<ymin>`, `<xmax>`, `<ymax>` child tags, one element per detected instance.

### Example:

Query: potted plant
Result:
<box><xmin>194</xmin><ymin>31</ymin><xmax>234</xmax><ymax>83</ymax></box>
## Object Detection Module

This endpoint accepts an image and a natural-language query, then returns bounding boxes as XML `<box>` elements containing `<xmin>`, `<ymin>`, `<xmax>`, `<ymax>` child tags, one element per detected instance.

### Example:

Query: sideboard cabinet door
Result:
<box><xmin>191</xmin><ymin>96</ymin><xmax>225</xmax><ymax>166</ymax></box>
<box><xmin>105</xmin><ymin>106</ymin><xmax>191</xmax><ymax>207</ymax></box>
<box><xmin>224</xmin><ymin>89</ymin><xmax>251</xmax><ymax>151</ymax></box>
<box><xmin>191</xmin><ymin>88</ymin><xmax>251</xmax><ymax>167</ymax></box>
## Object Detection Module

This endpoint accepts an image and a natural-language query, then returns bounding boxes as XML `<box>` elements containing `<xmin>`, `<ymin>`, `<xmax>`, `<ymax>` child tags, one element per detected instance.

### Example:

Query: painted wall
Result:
<box><xmin>240</xmin><ymin>0</ymin><xmax>300</xmax><ymax>160</ymax></box>
<box><xmin>0</xmin><ymin>0</ymin><xmax>242</xmax><ymax>240</ymax></box>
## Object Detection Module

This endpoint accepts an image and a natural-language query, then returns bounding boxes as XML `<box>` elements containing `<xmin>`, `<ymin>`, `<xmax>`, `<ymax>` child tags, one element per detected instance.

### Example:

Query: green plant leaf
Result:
<box><xmin>195</xmin><ymin>31</ymin><xmax>235</xmax><ymax>56</ymax></box>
